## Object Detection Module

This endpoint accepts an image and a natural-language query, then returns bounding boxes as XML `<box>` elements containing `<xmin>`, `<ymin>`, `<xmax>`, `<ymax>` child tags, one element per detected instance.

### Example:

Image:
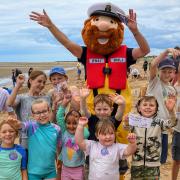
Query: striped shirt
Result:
<box><xmin>0</xmin><ymin>88</ymin><xmax>13</xmax><ymax>112</ymax></box>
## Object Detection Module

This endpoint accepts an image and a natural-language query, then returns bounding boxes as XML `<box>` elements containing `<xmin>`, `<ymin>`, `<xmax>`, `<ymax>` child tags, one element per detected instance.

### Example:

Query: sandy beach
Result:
<box><xmin>0</xmin><ymin>60</ymin><xmax>179</xmax><ymax>180</ymax></box>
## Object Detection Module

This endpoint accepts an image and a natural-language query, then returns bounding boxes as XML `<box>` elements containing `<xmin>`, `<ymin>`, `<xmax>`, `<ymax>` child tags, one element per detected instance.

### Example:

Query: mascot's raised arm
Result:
<box><xmin>30</xmin><ymin>2</ymin><xmax>149</xmax><ymax>139</ymax></box>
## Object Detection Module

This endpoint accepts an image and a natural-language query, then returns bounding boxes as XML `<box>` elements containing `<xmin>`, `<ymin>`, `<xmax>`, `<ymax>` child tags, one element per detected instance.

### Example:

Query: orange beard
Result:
<box><xmin>81</xmin><ymin>17</ymin><xmax>124</xmax><ymax>55</ymax></box>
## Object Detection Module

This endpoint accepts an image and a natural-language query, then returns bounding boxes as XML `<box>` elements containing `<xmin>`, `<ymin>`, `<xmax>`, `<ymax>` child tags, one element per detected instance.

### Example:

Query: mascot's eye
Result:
<box><xmin>95</xmin><ymin>18</ymin><xmax>99</xmax><ymax>21</ymax></box>
<box><xmin>110</xmin><ymin>20</ymin><xmax>115</xmax><ymax>24</ymax></box>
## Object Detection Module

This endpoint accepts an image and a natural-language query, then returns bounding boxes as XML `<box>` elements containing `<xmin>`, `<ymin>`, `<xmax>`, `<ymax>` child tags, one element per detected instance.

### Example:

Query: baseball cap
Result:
<box><xmin>87</xmin><ymin>2</ymin><xmax>127</xmax><ymax>24</ymax></box>
<box><xmin>49</xmin><ymin>66</ymin><xmax>67</xmax><ymax>77</ymax></box>
<box><xmin>158</xmin><ymin>57</ymin><xmax>176</xmax><ymax>70</ymax></box>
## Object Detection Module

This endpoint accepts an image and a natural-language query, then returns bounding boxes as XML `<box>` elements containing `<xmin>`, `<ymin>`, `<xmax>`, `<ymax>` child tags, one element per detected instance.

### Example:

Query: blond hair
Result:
<box><xmin>0</xmin><ymin>114</ymin><xmax>20</xmax><ymax>136</ymax></box>
<box><xmin>95</xmin><ymin>119</ymin><xmax>115</xmax><ymax>136</ymax></box>
<box><xmin>31</xmin><ymin>99</ymin><xmax>50</xmax><ymax>113</ymax></box>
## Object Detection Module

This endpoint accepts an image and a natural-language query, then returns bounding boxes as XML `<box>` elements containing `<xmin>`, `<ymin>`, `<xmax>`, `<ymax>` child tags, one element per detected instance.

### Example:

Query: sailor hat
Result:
<box><xmin>87</xmin><ymin>2</ymin><xmax>127</xmax><ymax>23</ymax></box>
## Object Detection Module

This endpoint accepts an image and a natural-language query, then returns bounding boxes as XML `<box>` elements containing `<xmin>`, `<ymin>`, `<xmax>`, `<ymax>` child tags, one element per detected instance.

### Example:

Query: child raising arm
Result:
<box><xmin>75</xmin><ymin>117</ymin><xmax>137</xmax><ymax>180</ymax></box>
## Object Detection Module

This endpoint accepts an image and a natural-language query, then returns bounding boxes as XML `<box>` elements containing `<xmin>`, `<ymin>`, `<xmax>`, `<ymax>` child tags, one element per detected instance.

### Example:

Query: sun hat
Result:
<box><xmin>49</xmin><ymin>66</ymin><xmax>67</xmax><ymax>78</ymax></box>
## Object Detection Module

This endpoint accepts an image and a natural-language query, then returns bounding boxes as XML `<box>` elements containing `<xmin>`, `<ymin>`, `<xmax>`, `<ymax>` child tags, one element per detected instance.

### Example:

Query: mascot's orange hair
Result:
<box><xmin>81</xmin><ymin>16</ymin><xmax>124</xmax><ymax>55</ymax></box>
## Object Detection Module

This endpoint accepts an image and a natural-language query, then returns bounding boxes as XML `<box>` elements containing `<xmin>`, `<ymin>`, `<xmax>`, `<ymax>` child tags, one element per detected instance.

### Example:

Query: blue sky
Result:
<box><xmin>0</xmin><ymin>0</ymin><xmax>180</xmax><ymax>62</ymax></box>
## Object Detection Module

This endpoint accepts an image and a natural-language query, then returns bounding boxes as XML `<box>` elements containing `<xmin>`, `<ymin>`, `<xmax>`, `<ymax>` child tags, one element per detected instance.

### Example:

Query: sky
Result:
<box><xmin>0</xmin><ymin>0</ymin><xmax>180</xmax><ymax>62</ymax></box>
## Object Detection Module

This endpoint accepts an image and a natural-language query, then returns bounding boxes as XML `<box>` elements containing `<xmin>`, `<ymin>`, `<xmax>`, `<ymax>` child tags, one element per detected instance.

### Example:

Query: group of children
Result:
<box><xmin>0</xmin><ymin>47</ymin><xmax>180</xmax><ymax>180</ymax></box>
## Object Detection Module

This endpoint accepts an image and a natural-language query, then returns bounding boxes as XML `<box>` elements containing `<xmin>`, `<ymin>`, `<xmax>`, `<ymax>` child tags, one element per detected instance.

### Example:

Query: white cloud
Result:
<box><xmin>0</xmin><ymin>0</ymin><xmax>180</xmax><ymax>61</ymax></box>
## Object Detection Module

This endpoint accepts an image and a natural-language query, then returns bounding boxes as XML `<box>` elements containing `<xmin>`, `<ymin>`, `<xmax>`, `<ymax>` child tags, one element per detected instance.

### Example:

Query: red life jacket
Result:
<box><xmin>86</xmin><ymin>45</ymin><xmax>127</xmax><ymax>90</ymax></box>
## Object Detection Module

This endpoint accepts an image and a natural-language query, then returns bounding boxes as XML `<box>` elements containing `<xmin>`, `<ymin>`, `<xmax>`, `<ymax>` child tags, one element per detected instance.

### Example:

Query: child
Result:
<box><xmin>48</xmin><ymin>66</ymin><xmax>68</xmax><ymax>95</ymax></box>
<box><xmin>21</xmin><ymin>99</ymin><xmax>61</xmax><ymax>180</ymax></box>
<box><xmin>124</xmin><ymin>95</ymin><xmax>176</xmax><ymax>180</ymax></box>
<box><xmin>7</xmin><ymin>71</ymin><xmax>51</xmax><ymax>149</ymax></box>
<box><xmin>76</xmin><ymin>62</ymin><xmax>81</xmax><ymax>80</ymax></box>
<box><xmin>75</xmin><ymin>117</ymin><xmax>137</xmax><ymax>180</ymax></box>
<box><xmin>80</xmin><ymin>87</ymin><xmax>125</xmax><ymax>141</ymax></box>
<box><xmin>172</xmin><ymin>62</ymin><xmax>180</xmax><ymax>180</ymax></box>
<box><xmin>0</xmin><ymin>114</ymin><xmax>27</xmax><ymax>180</ymax></box>
<box><xmin>56</xmin><ymin>95</ymin><xmax>89</xmax><ymax>180</ymax></box>
<box><xmin>146</xmin><ymin>48</ymin><xmax>180</xmax><ymax>164</ymax></box>
<box><xmin>49</xmin><ymin>66</ymin><xmax>80</xmax><ymax>113</ymax></box>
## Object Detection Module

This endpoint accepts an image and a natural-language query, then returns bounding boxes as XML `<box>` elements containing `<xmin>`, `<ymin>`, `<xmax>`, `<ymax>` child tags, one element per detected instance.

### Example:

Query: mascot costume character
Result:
<box><xmin>30</xmin><ymin>2</ymin><xmax>149</xmax><ymax>179</ymax></box>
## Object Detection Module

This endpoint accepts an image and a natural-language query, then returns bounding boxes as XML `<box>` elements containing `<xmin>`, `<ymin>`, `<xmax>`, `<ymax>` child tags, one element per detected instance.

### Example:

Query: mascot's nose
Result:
<box><xmin>97</xmin><ymin>21</ymin><xmax>111</xmax><ymax>32</ymax></box>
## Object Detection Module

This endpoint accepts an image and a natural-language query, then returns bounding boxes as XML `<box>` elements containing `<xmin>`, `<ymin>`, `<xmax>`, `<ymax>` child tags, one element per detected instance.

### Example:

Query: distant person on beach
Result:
<box><xmin>6</xmin><ymin>70</ymin><xmax>52</xmax><ymax>149</ymax></box>
<box><xmin>15</xmin><ymin>68</ymin><xmax>22</xmax><ymax>78</ymax></box>
<box><xmin>172</xmin><ymin>62</ymin><xmax>180</xmax><ymax>180</ymax></box>
<box><xmin>11</xmin><ymin>69</ymin><xmax>16</xmax><ymax>87</ymax></box>
<box><xmin>11</xmin><ymin>68</ymin><xmax>22</xmax><ymax>87</ymax></box>
<box><xmin>28</xmin><ymin>67</ymin><xmax>33</xmax><ymax>76</ymax></box>
<box><xmin>142</xmin><ymin>60</ymin><xmax>148</xmax><ymax>78</ymax></box>
<box><xmin>146</xmin><ymin>48</ymin><xmax>180</xmax><ymax>164</ymax></box>
<box><xmin>123</xmin><ymin>95</ymin><xmax>176</xmax><ymax>179</ymax></box>
<box><xmin>0</xmin><ymin>115</ymin><xmax>27</xmax><ymax>180</ymax></box>
<box><xmin>76</xmin><ymin>62</ymin><xmax>81</xmax><ymax>80</ymax></box>
<box><xmin>48</xmin><ymin>66</ymin><xmax>80</xmax><ymax>113</ymax></box>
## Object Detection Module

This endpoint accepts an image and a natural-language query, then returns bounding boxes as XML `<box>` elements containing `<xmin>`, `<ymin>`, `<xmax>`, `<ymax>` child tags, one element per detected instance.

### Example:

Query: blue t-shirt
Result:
<box><xmin>0</xmin><ymin>144</ymin><xmax>27</xmax><ymax>179</ymax></box>
<box><xmin>22</xmin><ymin>121</ymin><xmax>62</xmax><ymax>175</ymax></box>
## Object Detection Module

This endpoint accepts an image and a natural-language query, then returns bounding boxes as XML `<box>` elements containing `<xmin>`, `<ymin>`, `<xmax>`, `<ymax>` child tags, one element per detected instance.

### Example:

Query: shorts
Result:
<box><xmin>131</xmin><ymin>166</ymin><xmax>160</xmax><ymax>180</ymax></box>
<box><xmin>28</xmin><ymin>170</ymin><xmax>57</xmax><ymax>180</ymax></box>
<box><xmin>77</xmin><ymin>69</ymin><xmax>81</xmax><ymax>75</ymax></box>
<box><xmin>61</xmin><ymin>164</ymin><xmax>84</xmax><ymax>180</ymax></box>
<box><xmin>172</xmin><ymin>130</ymin><xmax>180</xmax><ymax>161</ymax></box>
<box><xmin>119</xmin><ymin>159</ymin><xmax>128</xmax><ymax>174</ymax></box>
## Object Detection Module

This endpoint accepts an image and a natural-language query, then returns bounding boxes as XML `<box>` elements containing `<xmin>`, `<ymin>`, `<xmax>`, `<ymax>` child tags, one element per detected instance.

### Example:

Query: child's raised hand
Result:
<box><xmin>166</xmin><ymin>48</ymin><xmax>180</xmax><ymax>59</ymax></box>
<box><xmin>109</xmin><ymin>93</ymin><xmax>125</xmax><ymax>106</ymax></box>
<box><xmin>62</xmin><ymin>90</ymin><xmax>72</xmax><ymax>107</ymax></box>
<box><xmin>127</xmin><ymin>133</ymin><xmax>136</xmax><ymax>144</ymax></box>
<box><xmin>78</xmin><ymin>117</ymin><xmax>88</xmax><ymax>126</ymax></box>
<box><xmin>79</xmin><ymin>87</ymin><xmax>90</xmax><ymax>99</ymax></box>
<box><xmin>61</xmin><ymin>81</ymin><xmax>68</xmax><ymax>91</ymax></box>
<box><xmin>6</xmin><ymin>116</ymin><xmax>22</xmax><ymax>130</ymax></box>
<box><xmin>16</xmin><ymin>74</ymin><xmax>25</xmax><ymax>87</ymax></box>
<box><xmin>165</xmin><ymin>94</ymin><xmax>176</xmax><ymax>112</ymax></box>
<box><xmin>29</xmin><ymin>9</ymin><xmax>53</xmax><ymax>28</ymax></box>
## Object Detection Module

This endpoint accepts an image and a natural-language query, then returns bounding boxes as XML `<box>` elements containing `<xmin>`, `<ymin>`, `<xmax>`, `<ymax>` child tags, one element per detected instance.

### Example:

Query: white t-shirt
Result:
<box><xmin>146</xmin><ymin>76</ymin><xmax>176</xmax><ymax>133</ymax></box>
<box><xmin>85</xmin><ymin>140</ymin><xmax>127</xmax><ymax>180</ymax></box>
<box><xmin>174</xmin><ymin>86</ymin><xmax>180</xmax><ymax>132</ymax></box>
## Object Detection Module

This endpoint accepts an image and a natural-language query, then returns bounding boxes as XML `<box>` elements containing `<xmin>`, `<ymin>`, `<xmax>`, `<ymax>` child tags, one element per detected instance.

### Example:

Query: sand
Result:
<box><xmin>0</xmin><ymin>60</ymin><xmax>179</xmax><ymax>180</ymax></box>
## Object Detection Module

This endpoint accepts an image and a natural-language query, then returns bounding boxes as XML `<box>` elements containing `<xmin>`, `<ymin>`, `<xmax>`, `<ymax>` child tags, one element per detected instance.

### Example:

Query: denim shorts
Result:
<box><xmin>172</xmin><ymin>130</ymin><xmax>180</xmax><ymax>161</ymax></box>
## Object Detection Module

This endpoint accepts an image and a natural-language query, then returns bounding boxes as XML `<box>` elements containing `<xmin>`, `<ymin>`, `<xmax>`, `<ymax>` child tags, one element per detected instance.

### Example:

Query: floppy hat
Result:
<box><xmin>158</xmin><ymin>57</ymin><xmax>176</xmax><ymax>70</ymax></box>
<box><xmin>87</xmin><ymin>2</ymin><xmax>127</xmax><ymax>24</ymax></box>
<box><xmin>49</xmin><ymin>66</ymin><xmax>67</xmax><ymax>77</ymax></box>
